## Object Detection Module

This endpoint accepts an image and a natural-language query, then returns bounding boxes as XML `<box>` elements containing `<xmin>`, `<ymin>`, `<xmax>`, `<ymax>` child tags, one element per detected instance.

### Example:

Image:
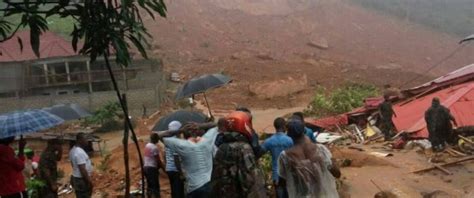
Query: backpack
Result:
<box><xmin>211</xmin><ymin>132</ymin><xmax>267</xmax><ymax>198</ymax></box>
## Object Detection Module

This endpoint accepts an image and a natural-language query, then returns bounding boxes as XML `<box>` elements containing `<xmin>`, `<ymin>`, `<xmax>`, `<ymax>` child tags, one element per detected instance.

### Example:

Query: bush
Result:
<box><xmin>84</xmin><ymin>101</ymin><xmax>121</xmax><ymax>125</ymax></box>
<box><xmin>305</xmin><ymin>83</ymin><xmax>379</xmax><ymax>116</ymax></box>
<box><xmin>26</xmin><ymin>178</ymin><xmax>46</xmax><ymax>198</ymax></box>
<box><xmin>258</xmin><ymin>153</ymin><xmax>273</xmax><ymax>196</ymax></box>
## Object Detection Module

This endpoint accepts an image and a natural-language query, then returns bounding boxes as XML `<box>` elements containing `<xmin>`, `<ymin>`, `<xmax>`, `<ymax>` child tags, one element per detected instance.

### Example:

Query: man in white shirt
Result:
<box><xmin>144</xmin><ymin>133</ymin><xmax>164</xmax><ymax>198</ymax></box>
<box><xmin>69</xmin><ymin>133</ymin><xmax>93</xmax><ymax>198</ymax></box>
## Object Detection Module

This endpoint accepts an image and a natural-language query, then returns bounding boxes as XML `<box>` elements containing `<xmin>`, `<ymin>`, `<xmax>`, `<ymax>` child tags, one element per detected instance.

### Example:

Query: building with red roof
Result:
<box><xmin>0</xmin><ymin>31</ymin><xmax>77</xmax><ymax>62</ymax></box>
<box><xmin>0</xmin><ymin>31</ymin><xmax>137</xmax><ymax>97</ymax></box>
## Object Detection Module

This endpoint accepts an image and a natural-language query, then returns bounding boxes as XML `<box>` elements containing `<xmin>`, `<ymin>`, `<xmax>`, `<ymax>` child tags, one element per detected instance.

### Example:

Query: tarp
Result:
<box><xmin>393</xmin><ymin>81</ymin><xmax>474</xmax><ymax>138</ymax></box>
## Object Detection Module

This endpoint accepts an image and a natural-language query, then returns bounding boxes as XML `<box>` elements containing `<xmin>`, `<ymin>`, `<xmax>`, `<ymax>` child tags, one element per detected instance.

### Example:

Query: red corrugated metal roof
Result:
<box><xmin>308</xmin><ymin>114</ymin><xmax>348</xmax><ymax>129</ymax></box>
<box><xmin>404</xmin><ymin>64</ymin><xmax>474</xmax><ymax>95</ymax></box>
<box><xmin>393</xmin><ymin>81</ymin><xmax>474</xmax><ymax>138</ymax></box>
<box><xmin>0</xmin><ymin>31</ymin><xmax>77</xmax><ymax>62</ymax></box>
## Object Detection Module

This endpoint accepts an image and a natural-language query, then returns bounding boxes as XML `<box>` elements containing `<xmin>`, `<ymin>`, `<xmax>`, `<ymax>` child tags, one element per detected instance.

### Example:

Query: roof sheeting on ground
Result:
<box><xmin>393</xmin><ymin>81</ymin><xmax>474</xmax><ymax>138</ymax></box>
<box><xmin>308</xmin><ymin>114</ymin><xmax>348</xmax><ymax>129</ymax></box>
<box><xmin>0</xmin><ymin>31</ymin><xmax>77</xmax><ymax>62</ymax></box>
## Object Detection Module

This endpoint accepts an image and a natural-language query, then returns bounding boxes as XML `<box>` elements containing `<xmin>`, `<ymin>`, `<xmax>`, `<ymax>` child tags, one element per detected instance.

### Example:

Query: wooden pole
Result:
<box><xmin>65</xmin><ymin>61</ymin><xmax>71</xmax><ymax>83</ymax></box>
<box><xmin>86</xmin><ymin>61</ymin><xmax>93</xmax><ymax>93</ymax></box>
<box><xmin>433</xmin><ymin>164</ymin><xmax>453</xmax><ymax>175</ymax></box>
<box><xmin>122</xmin><ymin>94</ymin><xmax>131</xmax><ymax>197</ymax></box>
<box><xmin>412</xmin><ymin>156</ymin><xmax>474</xmax><ymax>174</ymax></box>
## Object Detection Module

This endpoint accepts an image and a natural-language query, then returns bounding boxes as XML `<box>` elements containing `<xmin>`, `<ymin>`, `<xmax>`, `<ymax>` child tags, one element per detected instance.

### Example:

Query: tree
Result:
<box><xmin>0</xmin><ymin>0</ymin><xmax>167</xmax><ymax>197</ymax></box>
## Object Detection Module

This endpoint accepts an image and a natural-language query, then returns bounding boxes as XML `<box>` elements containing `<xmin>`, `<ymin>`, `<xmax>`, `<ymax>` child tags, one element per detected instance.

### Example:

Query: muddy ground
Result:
<box><xmin>53</xmin><ymin>106</ymin><xmax>474</xmax><ymax>198</ymax></box>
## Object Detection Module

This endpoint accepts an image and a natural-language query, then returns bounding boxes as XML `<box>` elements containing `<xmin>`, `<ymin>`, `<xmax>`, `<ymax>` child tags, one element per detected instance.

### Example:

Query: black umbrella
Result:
<box><xmin>152</xmin><ymin>110</ymin><xmax>208</xmax><ymax>131</ymax></box>
<box><xmin>43</xmin><ymin>103</ymin><xmax>92</xmax><ymax>121</ymax></box>
<box><xmin>175</xmin><ymin>73</ymin><xmax>232</xmax><ymax>117</ymax></box>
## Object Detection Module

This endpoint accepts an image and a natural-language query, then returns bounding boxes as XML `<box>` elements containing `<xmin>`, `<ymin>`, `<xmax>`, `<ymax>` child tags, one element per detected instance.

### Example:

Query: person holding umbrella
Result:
<box><xmin>0</xmin><ymin>136</ymin><xmax>27</xmax><ymax>198</ymax></box>
<box><xmin>0</xmin><ymin>109</ymin><xmax>64</xmax><ymax>197</ymax></box>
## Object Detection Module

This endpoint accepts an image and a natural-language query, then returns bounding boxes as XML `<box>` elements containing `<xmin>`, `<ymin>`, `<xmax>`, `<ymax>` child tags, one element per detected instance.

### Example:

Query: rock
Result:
<box><xmin>421</xmin><ymin>190</ymin><xmax>451</xmax><ymax>198</ymax></box>
<box><xmin>249</xmin><ymin>75</ymin><xmax>308</xmax><ymax>99</ymax></box>
<box><xmin>374</xmin><ymin>191</ymin><xmax>398</xmax><ymax>198</ymax></box>
<box><xmin>376</xmin><ymin>63</ymin><xmax>402</xmax><ymax>70</ymax></box>
<box><xmin>307</xmin><ymin>37</ymin><xmax>329</xmax><ymax>50</ymax></box>
<box><xmin>255</xmin><ymin>52</ymin><xmax>274</xmax><ymax>60</ymax></box>
<box><xmin>231</xmin><ymin>51</ymin><xmax>251</xmax><ymax>59</ymax></box>
<box><xmin>304</xmin><ymin>58</ymin><xmax>320</xmax><ymax>66</ymax></box>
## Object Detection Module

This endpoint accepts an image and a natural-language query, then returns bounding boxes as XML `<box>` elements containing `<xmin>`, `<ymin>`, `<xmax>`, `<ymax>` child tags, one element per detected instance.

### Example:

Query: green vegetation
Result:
<box><xmin>351</xmin><ymin>0</ymin><xmax>474</xmax><ymax>37</ymax></box>
<box><xmin>84</xmin><ymin>101</ymin><xmax>138</xmax><ymax>132</ymax></box>
<box><xmin>97</xmin><ymin>153</ymin><xmax>112</xmax><ymax>172</ymax></box>
<box><xmin>305</xmin><ymin>83</ymin><xmax>379</xmax><ymax>116</ymax></box>
<box><xmin>26</xmin><ymin>178</ymin><xmax>46</xmax><ymax>198</ymax></box>
<box><xmin>85</xmin><ymin>101</ymin><xmax>121</xmax><ymax>125</ymax></box>
<box><xmin>258</xmin><ymin>153</ymin><xmax>273</xmax><ymax>196</ymax></box>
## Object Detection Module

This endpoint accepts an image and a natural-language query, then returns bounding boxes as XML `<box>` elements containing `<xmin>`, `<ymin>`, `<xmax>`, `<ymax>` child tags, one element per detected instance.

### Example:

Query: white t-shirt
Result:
<box><xmin>69</xmin><ymin>146</ymin><xmax>93</xmax><ymax>178</ymax></box>
<box><xmin>144</xmin><ymin>143</ymin><xmax>160</xmax><ymax>167</ymax></box>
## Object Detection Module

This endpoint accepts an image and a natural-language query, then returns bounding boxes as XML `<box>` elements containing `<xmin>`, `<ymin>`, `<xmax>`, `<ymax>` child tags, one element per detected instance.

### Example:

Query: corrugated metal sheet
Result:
<box><xmin>404</xmin><ymin>64</ymin><xmax>474</xmax><ymax>95</ymax></box>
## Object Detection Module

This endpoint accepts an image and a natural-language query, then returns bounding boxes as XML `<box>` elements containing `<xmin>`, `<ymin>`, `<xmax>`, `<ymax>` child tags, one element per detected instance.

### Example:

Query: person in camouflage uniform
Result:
<box><xmin>211</xmin><ymin>132</ymin><xmax>267</xmax><ymax>198</ymax></box>
<box><xmin>38</xmin><ymin>139</ymin><xmax>63</xmax><ymax>198</ymax></box>
<box><xmin>378</xmin><ymin>95</ymin><xmax>397</xmax><ymax>141</ymax></box>
<box><xmin>425</xmin><ymin>97</ymin><xmax>457</xmax><ymax>152</ymax></box>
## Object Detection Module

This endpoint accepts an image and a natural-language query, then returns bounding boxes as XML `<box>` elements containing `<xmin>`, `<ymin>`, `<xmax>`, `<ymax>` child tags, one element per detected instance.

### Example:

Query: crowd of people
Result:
<box><xmin>0</xmin><ymin>96</ymin><xmax>459</xmax><ymax>198</ymax></box>
<box><xmin>0</xmin><ymin>137</ymin><xmax>64</xmax><ymax>198</ymax></box>
<box><xmin>144</xmin><ymin>108</ymin><xmax>341</xmax><ymax>198</ymax></box>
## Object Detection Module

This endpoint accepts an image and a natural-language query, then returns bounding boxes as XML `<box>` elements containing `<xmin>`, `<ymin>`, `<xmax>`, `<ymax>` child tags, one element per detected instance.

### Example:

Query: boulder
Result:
<box><xmin>230</xmin><ymin>51</ymin><xmax>251</xmax><ymax>59</ymax></box>
<box><xmin>307</xmin><ymin>37</ymin><xmax>329</xmax><ymax>50</ymax></box>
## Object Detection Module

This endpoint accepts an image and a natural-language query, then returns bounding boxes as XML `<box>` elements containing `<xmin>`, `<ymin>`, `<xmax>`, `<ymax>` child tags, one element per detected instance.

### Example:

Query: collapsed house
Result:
<box><xmin>308</xmin><ymin>63</ymin><xmax>474</xmax><ymax>143</ymax></box>
<box><xmin>393</xmin><ymin>64</ymin><xmax>474</xmax><ymax>138</ymax></box>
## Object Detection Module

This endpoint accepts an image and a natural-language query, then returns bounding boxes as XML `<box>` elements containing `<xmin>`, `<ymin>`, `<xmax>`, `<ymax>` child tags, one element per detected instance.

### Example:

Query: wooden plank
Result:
<box><xmin>445</xmin><ymin>149</ymin><xmax>461</xmax><ymax>157</ymax></box>
<box><xmin>412</xmin><ymin>156</ymin><xmax>474</xmax><ymax>174</ymax></box>
<box><xmin>459</xmin><ymin>135</ymin><xmax>474</xmax><ymax>145</ymax></box>
<box><xmin>447</xmin><ymin>148</ymin><xmax>467</xmax><ymax>157</ymax></box>
<box><xmin>433</xmin><ymin>164</ymin><xmax>453</xmax><ymax>175</ymax></box>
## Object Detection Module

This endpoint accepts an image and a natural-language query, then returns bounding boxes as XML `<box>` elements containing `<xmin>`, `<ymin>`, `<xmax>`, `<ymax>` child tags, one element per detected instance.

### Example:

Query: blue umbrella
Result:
<box><xmin>0</xmin><ymin>110</ymin><xmax>64</xmax><ymax>139</ymax></box>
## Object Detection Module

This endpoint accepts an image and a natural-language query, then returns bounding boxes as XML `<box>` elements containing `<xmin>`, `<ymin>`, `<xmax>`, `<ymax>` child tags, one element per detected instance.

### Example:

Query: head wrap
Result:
<box><xmin>168</xmin><ymin>120</ymin><xmax>182</xmax><ymax>131</ymax></box>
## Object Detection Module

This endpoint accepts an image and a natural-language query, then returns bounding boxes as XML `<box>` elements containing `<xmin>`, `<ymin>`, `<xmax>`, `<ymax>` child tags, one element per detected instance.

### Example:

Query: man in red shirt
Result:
<box><xmin>0</xmin><ymin>136</ymin><xmax>27</xmax><ymax>198</ymax></box>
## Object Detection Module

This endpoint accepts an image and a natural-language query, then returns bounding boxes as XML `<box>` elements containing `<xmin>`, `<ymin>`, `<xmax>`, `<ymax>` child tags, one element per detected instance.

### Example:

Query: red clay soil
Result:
<box><xmin>141</xmin><ymin>0</ymin><xmax>474</xmax><ymax>110</ymax></box>
<box><xmin>146</xmin><ymin>0</ymin><xmax>474</xmax><ymax>76</ymax></box>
